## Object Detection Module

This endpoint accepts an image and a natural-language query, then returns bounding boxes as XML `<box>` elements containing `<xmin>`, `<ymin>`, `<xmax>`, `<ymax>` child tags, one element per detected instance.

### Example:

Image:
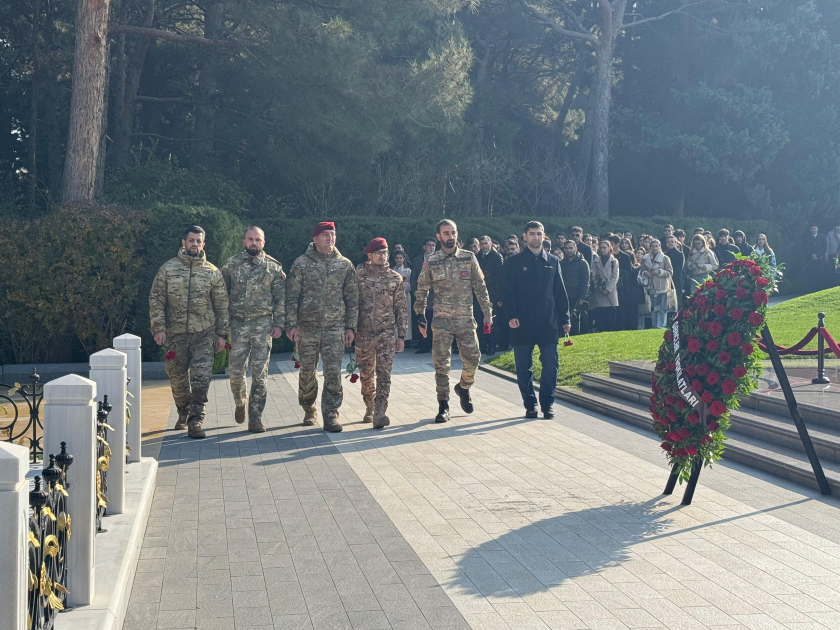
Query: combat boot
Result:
<box><xmin>435</xmin><ymin>401</ymin><xmax>450</xmax><ymax>423</ymax></box>
<box><xmin>248</xmin><ymin>418</ymin><xmax>266</xmax><ymax>433</ymax></box>
<box><xmin>373</xmin><ymin>399</ymin><xmax>390</xmax><ymax>429</ymax></box>
<box><xmin>174</xmin><ymin>413</ymin><xmax>189</xmax><ymax>430</ymax></box>
<box><xmin>323</xmin><ymin>414</ymin><xmax>343</xmax><ymax>433</ymax></box>
<box><xmin>362</xmin><ymin>401</ymin><xmax>374</xmax><ymax>424</ymax></box>
<box><xmin>235</xmin><ymin>405</ymin><xmax>246</xmax><ymax>424</ymax></box>
<box><xmin>187</xmin><ymin>421</ymin><xmax>206</xmax><ymax>439</ymax></box>
<box><xmin>302</xmin><ymin>408</ymin><xmax>317</xmax><ymax>426</ymax></box>
<box><xmin>454</xmin><ymin>383</ymin><xmax>474</xmax><ymax>414</ymax></box>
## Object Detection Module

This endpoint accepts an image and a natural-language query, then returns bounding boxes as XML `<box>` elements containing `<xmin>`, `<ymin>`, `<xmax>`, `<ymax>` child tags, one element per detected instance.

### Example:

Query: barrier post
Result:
<box><xmin>812</xmin><ymin>312</ymin><xmax>830</xmax><ymax>385</ymax></box>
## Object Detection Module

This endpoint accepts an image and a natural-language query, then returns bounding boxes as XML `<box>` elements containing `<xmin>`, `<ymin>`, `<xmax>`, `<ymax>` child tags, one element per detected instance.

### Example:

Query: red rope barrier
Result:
<box><xmin>755</xmin><ymin>327</ymin><xmax>840</xmax><ymax>359</ymax></box>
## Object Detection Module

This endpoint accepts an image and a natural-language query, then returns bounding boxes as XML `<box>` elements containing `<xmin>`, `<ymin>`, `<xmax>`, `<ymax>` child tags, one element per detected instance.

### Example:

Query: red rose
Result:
<box><xmin>667</xmin><ymin>432</ymin><xmax>680</xmax><ymax>442</ymax></box>
<box><xmin>686</xmin><ymin>364</ymin><xmax>697</xmax><ymax>377</ymax></box>
<box><xmin>697</xmin><ymin>321</ymin><xmax>709</xmax><ymax>332</ymax></box>
<box><xmin>754</xmin><ymin>290</ymin><xmax>768</xmax><ymax>305</ymax></box>
<box><xmin>349</xmin><ymin>373</ymin><xmax>359</xmax><ymax>383</ymax></box>
<box><xmin>736</xmin><ymin>287</ymin><xmax>748</xmax><ymax>299</ymax></box>
<box><xmin>675</xmin><ymin>399</ymin><xmax>686</xmax><ymax>410</ymax></box>
<box><xmin>732</xmin><ymin>366</ymin><xmax>747</xmax><ymax>378</ymax></box>
<box><xmin>710</xmin><ymin>401</ymin><xmax>727</xmax><ymax>416</ymax></box>
<box><xmin>718</xmin><ymin>351</ymin><xmax>731</xmax><ymax>364</ymax></box>
<box><xmin>687</xmin><ymin>338</ymin><xmax>701</xmax><ymax>353</ymax></box>
<box><xmin>678</xmin><ymin>427</ymin><xmax>691</xmax><ymax>439</ymax></box>
<box><xmin>701</xmin><ymin>391</ymin><xmax>714</xmax><ymax>404</ymax></box>
<box><xmin>706</xmin><ymin>372</ymin><xmax>721</xmax><ymax>386</ymax></box>
<box><xmin>564</xmin><ymin>339</ymin><xmax>574</xmax><ymax>347</ymax></box>
<box><xmin>665</xmin><ymin>395</ymin><xmax>676</xmax><ymax>405</ymax></box>
<box><xmin>661</xmin><ymin>442</ymin><xmax>672</xmax><ymax>452</ymax></box>
<box><xmin>682</xmin><ymin>310</ymin><xmax>692</xmax><ymax>320</ymax></box>
<box><xmin>649</xmin><ymin>395</ymin><xmax>657</xmax><ymax>404</ymax></box>
<box><xmin>674</xmin><ymin>448</ymin><xmax>687</xmax><ymax>457</ymax></box>
<box><xmin>667</xmin><ymin>410</ymin><xmax>677</xmax><ymax>422</ymax></box>
<box><xmin>713</xmin><ymin>304</ymin><xmax>727</xmax><ymax>317</ymax></box>
<box><xmin>701</xmin><ymin>435</ymin><xmax>713</xmax><ymax>445</ymax></box>
<box><xmin>685</xmin><ymin>446</ymin><xmax>698</xmax><ymax>456</ymax></box>
<box><xmin>687</xmin><ymin>413</ymin><xmax>700</xmax><ymax>424</ymax></box>
<box><xmin>748</xmin><ymin>312</ymin><xmax>763</xmax><ymax>326</ymax></box>
<box><xmin>741</xmin><ymin>343</ymin><xmax>755</xmax><ymax>356</ymax></box>
<box><xmin>293</xmin><ymin>361</ymin><xmax>300</xmax><ymax>369</ymax></box>
<box><xmin>225</xmin><ymin>343</ymin><xmax>232</xmax><ymax>350</ymax></box>
<box><xmin>756</xmin><ymin>276</ymin><xmax>770</xmax><ymax>288</ymax></box>
<box><xmin>665</xmin><ymin>361</ymin><xmax>676</xmax><ymax>372</ymax></box>
<box><xmin>730</xmin><ymin>308</ymin><xmax>743</xmax><ymax>320</ymax></box>
<box><xmin>715</xmin><ymin>289</ymin><xmax>727</xmax><ymax>301</ymax></box>
<box><xmin>696</xmin><ymin>364</ymin><xmax>710</xmax><ymax>376</ymax></box>
<box><xmin>749</xmin><ymin>266</ymin><xmax>761</xmax><ymax>276</ymax></box>
<box><xmin>165</xmin><ymin>350</ymin><xmax>176</xmax><ymax>361</ymax></box>
<box><xmin>721</xmin><ymin>380</ymin><xmax>737</xmax><ymax>395</ymax></box>
<box><xmin>706</xmin><ymin>339</ymin><xmax>720</xmax><ymax>352</ymax></box>
<box><xmin>727</xmin><ymin>332</ymin><xmax>742</xmax><ymax>346</ymax></box>
<box><xmin>691</xmin><ymin>379</ymin><xmax>703</xmax><ymax>393</ymax></box>
<box><xmin>708</xmin><ymin>322</ymin><xmax>723</xmax><ymax>337</ymax></box>
<box><xmin>664</xmin><ymin>331</ymin><xmax>674</xmax><ymax>342</ymax></box>
<box><xmin>708</xmin><ymin>420</ymin><xmax>720</xmax><ymax>431</ymax></box>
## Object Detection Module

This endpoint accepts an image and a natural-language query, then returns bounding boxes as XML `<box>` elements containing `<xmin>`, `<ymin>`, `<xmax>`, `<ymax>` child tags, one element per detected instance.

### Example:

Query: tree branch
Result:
<box><xmin>620</xmin><ymin>0</ymin><xmax>716</xmax><ymax>31</ymax></box>
<box><xmin>136</xmin><ymin>95</ymin><xmax>192</xmax><ymax>103</ymax></box>
<box><xmin>520</xmin><ymin>1</ymin><xmax>597</xmax><ymax>43</ymax></box>
<box><xmin>109</xmin><ymin>25</ymin><xmax>236</xmax><ymax>48</ymax></box>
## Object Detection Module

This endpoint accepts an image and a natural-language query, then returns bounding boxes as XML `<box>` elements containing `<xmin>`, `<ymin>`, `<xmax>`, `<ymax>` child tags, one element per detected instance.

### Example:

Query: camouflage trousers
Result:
<box><xmin>431</xmin><ymin>316</ymin><xmax>481</xmax><ymax>401</ymax></box>
<box><xmin>229</xmin><ymin>317</ymin><xmax>273</xmax><ymax>422</ymax></box>
<box><xmin>297</xmin><ymin>325</ymin><xmax>345</xmax><ymax>420</ymax></box>
<box><xmin>356</xmin><ymin>332</ymin><xmax>396</xmax><ymax>412</ymax></box>
<box><xmin>164</xmin><ymin>327</ymin><xmax>215</xmax><ymax>424</ymax></box>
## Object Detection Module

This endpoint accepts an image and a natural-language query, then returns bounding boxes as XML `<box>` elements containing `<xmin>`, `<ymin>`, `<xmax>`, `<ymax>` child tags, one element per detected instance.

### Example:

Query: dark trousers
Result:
<box><xmin>593</xmin><ymin>307</ymin><xmax>616</xmax><ymax>333</ymax></box>
<box><xmin>513</xmin><ymin>343</ymin><xmax>559</xmax><ymax>411</ymax></box>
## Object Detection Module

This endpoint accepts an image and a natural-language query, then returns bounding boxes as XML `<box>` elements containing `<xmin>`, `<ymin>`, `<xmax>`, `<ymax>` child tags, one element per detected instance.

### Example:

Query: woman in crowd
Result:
<box><xmin>590</xmin><ymin>240</ymin><xmax>620</xmax><ymax>332</ymax></box>
<box><xmin>624</xmin><ymin>231</ymin><xmax>636</xmax><ymax>248</ymax></box>
<box><xmin>625</xmin><ymin>248</ymin><xmax>649</xmax><ymax>329</ymax></box>
<box><xmin>640</xmin><ymin>234</ymin><xmax>652</xmax><ymax>252</ymax></box>
<box><xmin>620</xmin><ymin>237</ymin><xmax>634</xmax><ymax>255</ymax></box>
<box><xmin>641</xmin><ymin>239</ymin><xmax>675</xmax><ymax>329</ymax></box>
<box><xmin>591</xmin><ymin>235</ymin><xmax>600</xmax><ymax>250</ymax></box>
<box><xmin>392</xmin><ymin>251</ymin><xmax>413</xmax><ymax>343</ymax></box>
<box><xmin>634</xmin><ymin>247</ymin><xmax>646</xmax><ymax>267</ymax></box>
<box><xmin>686</xmin><ymin>234</ymin><xmax>719</xmax><ymax>289</ymax></box>
<box><xmin>754</xmin><ymin>233</ymin><xmax>777</xmax><ymax>269</ymax></box>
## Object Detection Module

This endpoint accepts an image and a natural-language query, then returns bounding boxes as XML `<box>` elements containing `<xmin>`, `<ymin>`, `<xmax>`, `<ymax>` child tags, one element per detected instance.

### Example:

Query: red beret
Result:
<box><xmin>364</xmin><ymin>237</ymin><xmax>388</xmax><ymax>254</ymax></box>
<box><xmin>312</xmin><ymin>221</ymin><xmax>335</xmax><ymax>237</ymax></box>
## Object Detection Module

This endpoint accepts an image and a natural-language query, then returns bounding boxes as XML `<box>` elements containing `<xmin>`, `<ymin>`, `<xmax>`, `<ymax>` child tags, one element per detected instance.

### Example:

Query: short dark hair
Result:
<box><xmin>663</xmin><ymin>224</ymin><xmax>674</xmax><ymax>230</ymax></box>
<box><xmin>436</xmin><ymin>219</ymin><xmax>457</xmax><ymax>234</ymax></box>
<box><xmin>183</xmin><ymin>225</ymin><xmax>206</xmax><ymax>240</ymax></box>
<box><xmin>694</xmin><ymin>227</ymin><xmax>705</xmax><ymax>234</ymax></box>
<box><xmin>479</xmin><ymin>235</ymin><xmax>492</xmax><ymax>242</ymax></box>
<box><xmin>734</xmin><ymin>230</ymin><xmax>746</xmax><ymax>239</ymax></box>
<box><xmin>563</xmin><ymin>240</ymin><xmax>577</xmax><ymax>249</ymax></box>
<box><xmin>424</xmin><ymin>237</ymin><xmax>437</xmax><ymax>245</ymax></box>
<box><xmin>718</xmin><ymin>228</ymin><xmax>730</xmax><ymax>238</ymax></box>
<box><xmin>243</xmin><ymin>226</ymin><xmax>264</xmax><ymax>238</ymax></box>
<box><xmin>674</xmin><ymin>229</ymin><xmax>686</xmax><ymax>238</ymax></box>
<box><xmin>524</xmin><ymin>221</ymin><xmax>545</xmax><ymax>233</ymax></box>
<box><xmin>571</xmin><ymin>226</ymin><xmax>583</xmax><ymax>233</ymax></box>
<box><xmin>556</xmin><ymin>232</ymin><xmax>565</xmax><ymax>238</ymax></box>
<box><xmin>607</xmin><ymin>234</ymin><xmax>621</xmax><ymax>245</ymax></box>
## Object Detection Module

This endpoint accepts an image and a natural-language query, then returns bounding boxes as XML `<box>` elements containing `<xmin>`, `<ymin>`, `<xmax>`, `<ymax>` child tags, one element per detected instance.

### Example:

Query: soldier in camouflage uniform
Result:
<box><xmin>149</xmin><ymin>225</ymin><xmax>229</xmax><ymax>439</ymax></box>
<box><xmin>222</xmin><ymin>227</ymin><xmax>286</xmax><ymax>433</ymax></box>
<box><xmin>286</xmin><ymin>222</ymin><xmax>359</xmax><ymax>432</ymax></box>
<box><xmin>356</xmin><ymin>238</ymin><xmax>408</xmax><ymax>429</ymax></box>
<box><xmin>415</xmin><ymin>219</ymin><xmax>493</xmax><ymax>423</ymax></box>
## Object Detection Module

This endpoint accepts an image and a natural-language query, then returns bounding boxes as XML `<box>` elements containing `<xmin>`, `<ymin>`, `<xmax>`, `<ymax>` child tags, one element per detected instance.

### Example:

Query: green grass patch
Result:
<box><xmin>489</xmin><ymin>287</ymin><xmax>840</xmax><ymax>386</ymax></box>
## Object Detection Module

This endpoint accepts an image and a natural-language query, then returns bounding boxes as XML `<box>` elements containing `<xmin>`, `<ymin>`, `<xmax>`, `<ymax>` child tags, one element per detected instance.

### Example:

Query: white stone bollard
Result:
<box><xmin>114</xmin><ymin>334</ymin><xmax>142</xmax><ymax>463</ymax></box>
<box><xmin>0</xmin><ymin>442</ymin><xmax>30</xmax><ymax>630</ymax></box>
<box><xmin>89</xmin><ymin>349</ymin><xmax>127</xmax><ymax>515</ymax></box>
<box><xmin>43</xmin><ymin>374</ymin><xmax>97</xmax><ymax>607</ymax></box>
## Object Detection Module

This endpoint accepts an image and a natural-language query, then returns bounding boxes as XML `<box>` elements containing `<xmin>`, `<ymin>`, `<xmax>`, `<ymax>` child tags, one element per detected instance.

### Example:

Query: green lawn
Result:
<box><xmin>489</xmin><ymin>287</ymin><xmax>840</xmax><ymax>387</ymax></box>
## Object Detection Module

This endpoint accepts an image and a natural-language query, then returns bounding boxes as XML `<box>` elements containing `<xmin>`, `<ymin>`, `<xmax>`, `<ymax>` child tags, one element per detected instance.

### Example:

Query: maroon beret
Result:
<box><xmin>312</xmin><ymin>221</ymin><xmax>335</xmax><ymax>237</ymax></box>
<box><xmin>364</xmin><ymin>237</ymin><xmax>388</xmax><ymax>254</ymax></box>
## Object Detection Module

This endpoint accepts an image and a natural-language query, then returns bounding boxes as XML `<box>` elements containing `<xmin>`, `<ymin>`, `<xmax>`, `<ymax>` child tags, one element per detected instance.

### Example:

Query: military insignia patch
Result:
<box><xmin>460</xmin><ymin>270</ymin><xmax>470</xmax><ymax>278</ymax></box>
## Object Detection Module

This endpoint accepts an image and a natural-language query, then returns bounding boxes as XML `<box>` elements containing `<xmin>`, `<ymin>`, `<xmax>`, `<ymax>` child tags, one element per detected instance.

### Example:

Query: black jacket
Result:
<box><xmin>715</xmin><ymin>244</ymin><xmax>740</xmax><ymax>267</ymax></box>
<box><xmin>504</xmin><ymin>249</ymin><xmax>570</xmax><ymax>346</ymax></box>
<box><xmin>476</xmin><ymin>248</ymin><xmax>504</xmax><ymax>304</ymax></box>
<box><xmin>615</xmin><ymin>249</ymin><xmax>634</xmax><ymax>296</ymax></box>
<box><xmin>576</xmin><ymin>241</ymin><xmax>593</xmax><ymax>264</ymax></box>
<box><xmin>665</xmin><ymin>247</ymin><xmax>684</xmax><ymax>291</ymax></box>
<box><xmin>559</xmin><ymin>253</ymin><xmax>590</xmax><ymax>303</ymax></box>
<box><xmin>411</xmin><ymin>253</ymin><xmax>433</xmax><ymax>309</ymax></box>
<box><xmin>737</xmin><ymin>242</ymin><xmax>754</xmax><ymax>257</ymax></box>
<box><xmin>805</xmin><ymin>233</ymin><xmax>827</xmax><ymax>260</ymax></box>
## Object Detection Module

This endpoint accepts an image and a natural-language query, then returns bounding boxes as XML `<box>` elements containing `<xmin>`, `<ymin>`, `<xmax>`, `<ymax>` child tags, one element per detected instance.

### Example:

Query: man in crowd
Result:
<box><xmin>664</xmin><ymin>235</ymin><xmax>685</xmax><ymax>308</ymax></box>
<box><xmin>504</xmin><ymin>221</ymin><xmax>570</xmax><ymax>419</ymax></box>
<box><xmin>504</xmin><ymin>239</ymin><xmax>520</xmax><ymax>258</ymax></box>
<box><xmin>674</xmin><ymin>229</ymin><xmax>687</xmax><ymax>251</ymax></box>
<box><xmin>286</xmin><ymin>222</ymin><xmax>358</xmax><ymax>432</ymax></box>
<box><xmin>715</xmin><ymin>228</ymin><xmax>740</xmax><ymax>267</ymax></box>
<box><xmin>411</xmin><ymin>237</ymin><xmax>437</xmax><ymax>353</ymax></box>
<box><xmin>415</xmin><ymin>220</ymin><xmax>493</xmax><ymax>423</ymax></box>
<box><xmin>661</xmin><ymin>224</ymin><xmax>674</xmax><ymax>242</ymax></box>
<box><xmin>150</xmin><ymin>225</ymin><xmax>229</xmax><ymax>439</ymax></box>
<box><xmin>560</xmin><ymin>239</ymin><xmax>589</xmax><ymax>336</ymax></box>
<box><xmin>608</xmin><ymin>234</ymin><xmax>634</xmax><ymax>330</ymax></box>
<box><xmin>570</xmin><ymin>226</ymin><xmax>593</xmax><ymax>264</ymax></box>
<box><xmin>222</xmin><ymin>226</ymin><xmax>286</xmax><ymax>433</ymax></box>
<box><xmin>826</xmin><ymin>222</ymin><xmax>840</xmax><ymax>287</ymax></box>
<box><xmin>477</xmin><ymin>235</ymin><xmax>504</xmax><ymax>355</ymax></box>
<box><xmin>733</xmin><ymin>230</ymin><xmax>753</xmax><ymax>257</ymax></box>
<box><xmin>802</xmin><ymin>223</ymin><xmax>827</xmax><ymax>293</ymax></box>
<box><xmin>554</xmin><ymin>233</ymin><xmax>566</xmax><ymax>249</ymax></box>
<box><xmin>355</xmin><ymin>238</ymin><xmax>408</xmax><ymax>429</ymax></box>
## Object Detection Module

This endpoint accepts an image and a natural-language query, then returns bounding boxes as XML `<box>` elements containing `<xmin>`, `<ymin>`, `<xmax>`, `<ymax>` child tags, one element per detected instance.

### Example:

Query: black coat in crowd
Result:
<box><xmin>805</xmin><ymin>232</ymin><xmax>827</xmax><ymax>260</ymax></box>
<box><xmin>737</xmin><ymin>242</ymin><xmax>754</xmax><ymax>257</ymax></box>
<box><xmin>559</xmin><ymin>253</ymin><xmax>590</xmax><ymax>303</ymax></box>
<box><xmin>715</xmin><ymin>243</ymin><xmax>740</xmax><ymax>267</ymax></box>
<box><xmin>576</xmin><ymin>240</ymin><xmax>594</xmax><ymax>264</ymax></box>
<box><xmin>476</xmin><ymin>248</ymin><xmax>505</xmax><ymax>304</ymax></box>
<box><xmin>503</xmin><ymin>249</ymin><xmax>570</xmax><ymax>347</ymax></box>
<box><xmin>665</xmin><ymin>246</ymin><xmax>684</xmax><ymax>294</ymax></box>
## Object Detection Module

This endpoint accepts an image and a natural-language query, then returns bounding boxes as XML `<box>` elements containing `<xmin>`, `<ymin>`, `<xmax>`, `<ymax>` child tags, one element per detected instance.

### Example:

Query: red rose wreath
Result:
<box><xmin>651</xmin><ymin>256</ymin><xmax>777</xmax><ymax>480</ymax></box>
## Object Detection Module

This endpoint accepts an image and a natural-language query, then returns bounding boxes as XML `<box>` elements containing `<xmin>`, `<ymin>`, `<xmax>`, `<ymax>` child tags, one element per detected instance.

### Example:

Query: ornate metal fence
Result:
<box><xmin>95</xmin><ymin>397</ymin><xmax>112</xmax><ymax>533</ymax></box>
<box><xmin>27</xmin><ymin>443</ymin><xmax>73</xmax><ymax>630</ymax></box>
<box><xmin>1</xmin><ymin>369</ymin><xmax>44</xmax><ymax>463</ymax></box>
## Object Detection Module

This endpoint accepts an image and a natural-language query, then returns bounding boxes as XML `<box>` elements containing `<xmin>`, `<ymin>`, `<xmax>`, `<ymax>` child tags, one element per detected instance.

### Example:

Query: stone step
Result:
<box><xmin>608</xmin><ymin>360</ymin><xmax>840</xmax><ymax>431</ymax></box>
<box><xmin>580</xmin><ymin>373</ymin><xmax>840</xmax><ymax>463</ymax></box>
<box><xmin>555</xmin><ymin>385</ymin><xmax>840</xmax><ymax>494</ymax></box>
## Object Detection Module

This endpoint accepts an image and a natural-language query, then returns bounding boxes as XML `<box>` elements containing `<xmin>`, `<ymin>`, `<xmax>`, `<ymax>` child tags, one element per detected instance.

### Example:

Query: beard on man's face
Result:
<box><xmin>443</xmin><ymin>239</ymin><xmax>456</xmax><ymax>249</ymax></box>
<box><xmin>246</xmin><ymin>246</ymin><xmax>261</xmax><ymax>257</ymax></box>
<box><xmin>185</xmin><ymin>244</ymin><xmax>200</xmax><ymax>257</ymax></box>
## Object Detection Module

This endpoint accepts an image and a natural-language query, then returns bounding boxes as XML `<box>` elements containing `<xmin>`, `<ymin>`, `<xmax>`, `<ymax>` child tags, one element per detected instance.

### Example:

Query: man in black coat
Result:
<box><xmin>477</xmin><ymin>235</ymin><xmax>504</xmax><ymax>354</ymax></box>
<box><xmin>559</xmin><ymin>240</ymin><xmax>589</xmax><ymax>336</ymax></box>
<box><xmin>715</xmin><ymin>229</ymin><xmax>741</xmax><ymax>267</ymax></box>
<box><xmin>733</xmin><ymin>231</ymin><xmax>754</xmax><ymax>257</ymax></box>
<box><xmin>608</xmin><ymin>234</ymin><xmax>634</xmax><ymax>330</ymax></box>
<box><xmin>804</xmin><ymin>224</ymin><xmax>828</xmax><ymax>293</ymax></box>
<box><xmin>664</xmin><ymin>235</ymin><xmax>685</xmax><ymax>308</ymax></box>
<box><xmin>504</xmin><ymin>221</ymin><xmax>570</xmax><ymax>419</ymax></box>
<box><xmin>570</xmin><ymin>226</ymin><xmax>593</xmax><ymax>264</ymax></box>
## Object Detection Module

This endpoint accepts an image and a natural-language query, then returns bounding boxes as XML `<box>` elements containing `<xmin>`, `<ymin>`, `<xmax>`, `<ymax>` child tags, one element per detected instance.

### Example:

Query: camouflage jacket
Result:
<box><xmin>356</xmin><ymin>262</ymin><xmax>408</xmax><ymax>338</ymax></box>
<box><xmin>149</xmin><ymin>249</ymin><xmax>229</xmax><ymax>336</ymax></box>
<box><xmin>222</xmin><ymin>251</ymin><xmax>286</xmax><ymax>327</ymax></box>
<box><xmin>286</xmin><ymin>243</ymin><xmax>359</xmax><ymax>330</ymax></box>
<box><xmin>414</xmin><ymin>248</ymin><xmax>493</xmax><ymax>320</ymax></box>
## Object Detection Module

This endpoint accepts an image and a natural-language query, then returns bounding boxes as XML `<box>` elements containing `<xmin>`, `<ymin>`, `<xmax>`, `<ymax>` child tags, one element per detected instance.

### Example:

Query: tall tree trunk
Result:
<box><xmin>193</xmin><ymin>2</ymin><xmax>223</xmax><ymax>166</ymax></box>
<box><xmin>27</xmin><ymin>0</ymin><xmax>42</xmax><ymax>210</ymax></box>
<box><xmin>61</xmin><ymin>0</ymin><xmax>112</xmax><ymax>205</ymax></box>
<box><xmin>47</xmin><ymin>83</ymin><xmax>63</xmax><ymax>194</ymax></box>
<box><xmin>590</xmin><ymin>41</ymin><xmax>613</xmax><ymax>217</ymax></box>
<box><xmin>94</xmin><ymin>41</ymin><xmax>111</xmax><ymax>199</ymax></box>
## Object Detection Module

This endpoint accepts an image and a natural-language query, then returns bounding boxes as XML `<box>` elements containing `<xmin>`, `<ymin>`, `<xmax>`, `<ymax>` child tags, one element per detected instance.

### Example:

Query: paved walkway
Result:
<box><xmin>125</xmin><ymin>352</ymin><xmax>840</xmax><ymax>630</ymax></box>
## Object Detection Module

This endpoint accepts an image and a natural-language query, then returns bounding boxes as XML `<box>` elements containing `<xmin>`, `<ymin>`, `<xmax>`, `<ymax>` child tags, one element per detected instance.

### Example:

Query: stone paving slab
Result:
<box><xmin>127</xmin><ymin>351</ymin><xmax>840</xmax><ymax>629</ymax></box>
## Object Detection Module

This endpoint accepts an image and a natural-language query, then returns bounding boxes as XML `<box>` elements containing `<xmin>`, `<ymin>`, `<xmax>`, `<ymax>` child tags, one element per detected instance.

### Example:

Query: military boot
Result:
<box><xmin>362</xmin><ymin>400</ymin><xmax>375</xmax><ymax>424</ymax></box>
<box><xmin>323</xmin><ymin>412</ymin><xmax>343</xmax><ymax>433</ymax></box>
<box><xmin>235</xmin><ymin>405</ymin><xmax>246</xmax><ymax>424</ymax></box>
<box><xmin>248</xmin><ymin>418</ymin><xmax>266</xmax><ymax>433</ymax></box>
<box><xmin>187</xmin><ymin>421</ymin><xmax>206</xmax><ymax>439</ymax></box>
<box><xmin>303</xmin><ymin>408</ymin><xmax>317</xmax><ymax>426</ymax></box>
<box><xmin>174</xmin><ymin>412</ymin><xmax>189</xmax><ymax>430</ymax></box>
<box><xmin>435</xmin><ymin>401</ymin><xmax>450</xmax><ymax>423</ymax></box>
<box><xmin>373</xmin><ymin>399</ymin><xmax>390</xmax><ymax>429</ymax></box>
<box><xmin>454</xmin><ymin>383</ymin><xmax>474</xmax><ymax>414</ymax></box>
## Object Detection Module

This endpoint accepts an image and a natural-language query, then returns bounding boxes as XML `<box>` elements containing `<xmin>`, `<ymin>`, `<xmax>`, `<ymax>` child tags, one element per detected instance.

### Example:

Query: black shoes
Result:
<box><xmin>525</xmin><ymin>407</ymin><xmax>538</xmax><ymax>418</ymax></box>
<box><xmin>435</xmin><ymin>401</ymin><xmax>450</xmax><ymax>423</ymax></box>
<box><xmin>453</xmin><ymin>383</ymin><xmax>473</xmax><ymax>414</ymax></box>
<box><xmin>543</xmin><ymin>408</ymin><xmax>555</xmax><ymax>419</ymax></box>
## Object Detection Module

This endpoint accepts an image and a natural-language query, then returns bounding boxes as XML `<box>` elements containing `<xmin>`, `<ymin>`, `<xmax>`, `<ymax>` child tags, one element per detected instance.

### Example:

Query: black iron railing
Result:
<box><xmin>95</xmin><ymin>397</ymin><xmax>112</xmax><ymax>533</ymax></box>
<box><xmin>2</xmin><ymin>369</ymin><xmax>44</xmax><ymax>463</ymax></box>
